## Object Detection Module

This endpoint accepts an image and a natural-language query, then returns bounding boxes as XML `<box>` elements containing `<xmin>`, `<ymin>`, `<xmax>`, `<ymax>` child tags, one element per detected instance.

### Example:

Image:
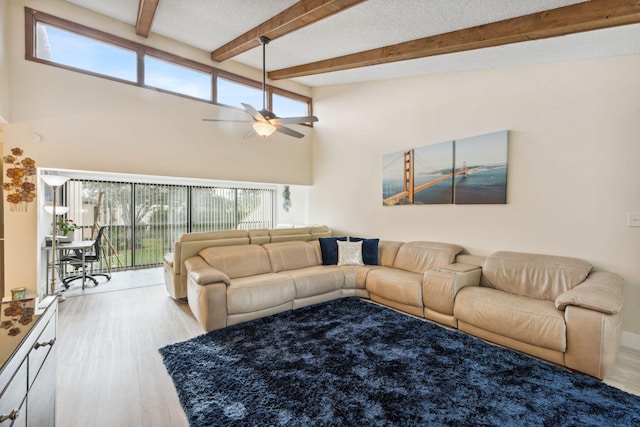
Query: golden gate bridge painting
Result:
<box><xmin>382</xmin><ymin>131</ymin><xmax>508</xmax><ymax>206</ymax></box>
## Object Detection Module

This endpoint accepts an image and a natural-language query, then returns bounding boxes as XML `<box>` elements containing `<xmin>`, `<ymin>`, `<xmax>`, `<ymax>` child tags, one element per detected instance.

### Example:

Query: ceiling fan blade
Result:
<box><xmin>271</xmin><ymin>115</ymin><xmax>319</xmax><ymax>125</ymax></box>
<box><xmin>241</xmin><ymin>103</ymin><xmax>266</xmax><ymax>122</ymax></box>
<box><xmin>275</xmin><ymin>125</ymin><xmax>304</xmax><ymax>139</ymax></box>
<box><xmin>243</xmin><ymin>128</ymin><xmax>256</xmax><ymax>139</ymax></box>
<box><xmin>202</xmin><ymin>118</ymin><xmax>253</xmax><ymax>122</ymax></box>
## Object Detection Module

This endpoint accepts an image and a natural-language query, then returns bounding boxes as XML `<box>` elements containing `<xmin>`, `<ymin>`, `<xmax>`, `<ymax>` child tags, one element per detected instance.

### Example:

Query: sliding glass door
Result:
<box><xmin>64</xmin><ymin>179</ymin><xmax>274</xmax><ymax>271</ymax></box>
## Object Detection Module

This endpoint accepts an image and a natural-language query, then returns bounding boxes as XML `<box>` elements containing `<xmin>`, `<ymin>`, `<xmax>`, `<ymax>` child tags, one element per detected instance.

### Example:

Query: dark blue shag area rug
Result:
<box><xmin>159</xmin><ymin>297</ymin><xmax>640</xmax><ymax>426</ymax></box>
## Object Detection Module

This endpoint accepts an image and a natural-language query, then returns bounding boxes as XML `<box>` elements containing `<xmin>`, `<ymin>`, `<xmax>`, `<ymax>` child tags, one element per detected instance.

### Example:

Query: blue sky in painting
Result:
<box><xmin>455</xmin><ymin>131</ymin><xmax>508</xmax><ymax>168</ymax></box>
<box><xmin>414</xmin><ymin>141</ymin><xmax>454</xmax><ymax>173</ymax></box>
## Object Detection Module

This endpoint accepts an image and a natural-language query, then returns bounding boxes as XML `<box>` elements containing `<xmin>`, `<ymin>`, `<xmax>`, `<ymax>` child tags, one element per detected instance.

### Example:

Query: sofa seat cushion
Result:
<box><xmin>482</xmin><ymin>251</ymin><xmax>592</xmax><ymax>301</ymax></box>
<box><xmin>199</xmin><ymin>244</ymin><xmax>272</xmax><ymax>279</ymax></box>
<box><xmin>227</xmin><ymin>273</ymin><xmax>295</xmax><ymax>315</ymax></box>
<box><xmin>454</xmin><ymin>287</ymin><xmax>566</xmax><ymax>352</ymax></box>
<box><xmin>393</xmin><ymin>241</ymin><xmax>463</xmax><ymax>274</ymax></box>
<box><xmin>264</xmin><ymin>241</ymin><xmax>320</xmax><ymax>272</ymax></box>
<box><xmin>340</xmin><ymin>265</ymin><xmax>379</xmax><ymax>289</ymax></box>
<box><xmin>366</xmin><ymin>267</ymin><xmax>423</xmax><ymax>308</ymax></box>
<box><xmin>284</xmin><ymin>266</ymin><xmax>344</xmax><ymax>299</ymax></box>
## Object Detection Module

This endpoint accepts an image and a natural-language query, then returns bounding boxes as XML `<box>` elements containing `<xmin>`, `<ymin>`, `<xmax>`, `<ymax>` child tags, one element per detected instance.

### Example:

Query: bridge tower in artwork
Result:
<box><xmin>403</xmin><ymin>150</ymin><xmax>414</xmax><ymax>204</ymax></box>
<box><xmin>383</xmin><ymin>150</ymin><xmax>469</xmax><ymax>205</ymax></box>
<box><xmin>460</xmin><ymin>161</ymin><xmax>468</xmax><ymax>176</ymax></box>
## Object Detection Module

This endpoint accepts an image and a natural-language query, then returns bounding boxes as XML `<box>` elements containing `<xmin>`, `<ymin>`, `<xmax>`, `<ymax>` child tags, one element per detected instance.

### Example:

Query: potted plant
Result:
<box><xmin>56</xmin><ymin>218</ymin><xmax>79</xmax><ymax>242</ymax></box>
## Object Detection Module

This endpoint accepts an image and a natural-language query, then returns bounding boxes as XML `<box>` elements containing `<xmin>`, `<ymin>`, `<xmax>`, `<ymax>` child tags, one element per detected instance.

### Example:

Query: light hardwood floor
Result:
<box><xmin>56</xmin><ymin>271</ymin><xmax>640</xmax><ymax>427</ymax></box>
<box><xmin>57</xmin><ymin>271</ymin><xmax>200</xmax><ymax>427</ymax></box>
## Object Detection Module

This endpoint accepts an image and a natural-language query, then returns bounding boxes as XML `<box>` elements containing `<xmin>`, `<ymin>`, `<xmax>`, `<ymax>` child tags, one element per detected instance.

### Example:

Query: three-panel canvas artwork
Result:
<box><xmin>382</xmin><ymin>130</ymin><xmax>508</xmax><ymax>206</ymax></box>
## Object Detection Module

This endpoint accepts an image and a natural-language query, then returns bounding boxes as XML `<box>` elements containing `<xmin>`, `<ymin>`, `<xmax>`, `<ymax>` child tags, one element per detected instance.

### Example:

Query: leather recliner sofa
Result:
<box><xmin>453</xmin><ymin>251</ymin><xmax>624</xmax><ymax>380</ymax></box>
<box><xmin>162</xmin><ymin>226</ymin><xmax>332</xmax><ymax>299</ymax></box>
<box><xmin>176</xmin><ymin>234</ymin><xmax>624</xmax><ymax>380</ymax></box>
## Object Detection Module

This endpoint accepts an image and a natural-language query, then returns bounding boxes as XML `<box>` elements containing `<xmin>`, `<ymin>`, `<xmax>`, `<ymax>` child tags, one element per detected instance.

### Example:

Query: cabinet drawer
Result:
<box><xmin>0</xmin><ymin>360</ymin><xmax>26</xmax><ymax>425</ymax></box>
<box><xmin>28</xmin><ymin>318</ymin><xmax>56</xmax><ymax>388</ymax></box>
<box><xmin>26</xmin><ymin>349</ymin><xmax>56</xmax><ymax>427</ymax></box>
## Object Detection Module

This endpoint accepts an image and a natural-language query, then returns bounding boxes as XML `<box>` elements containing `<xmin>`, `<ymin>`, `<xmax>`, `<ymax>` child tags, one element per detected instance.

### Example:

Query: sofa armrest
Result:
<box><xmin>185</xmin><ymin>256</ymin><xmax>231</xmax><ymax>286</ymax></box>
<box><xmin>423</xmin><ymin>265</ymin><xmax>482</xmax><ymax>316</ymax></box>
<box><xmin>555</xmin><ymin>271</ymin><xmax>624</xmax><ymax>314</ymax></box>
<box><xmin>163</xmin><ymin>252</ymin><xmax>174</xmax><ymax>268</ymax></box>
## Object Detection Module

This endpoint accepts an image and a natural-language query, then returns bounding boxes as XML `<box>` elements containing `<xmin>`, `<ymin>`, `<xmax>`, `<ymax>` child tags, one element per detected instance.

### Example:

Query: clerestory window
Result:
<box><xmin>144</xmin><ymin>55</ymin><xmax>212</xmax><ymax>101</ymax></box>
<box><xmin>35</xmin><ymin>22</ymin><xmax>137</xmax><ymax>82</ymax></box>
<box><xmin>25</xmin><ymin>7</ymin><xmax>312</xmax><ymax>118</ymax></box>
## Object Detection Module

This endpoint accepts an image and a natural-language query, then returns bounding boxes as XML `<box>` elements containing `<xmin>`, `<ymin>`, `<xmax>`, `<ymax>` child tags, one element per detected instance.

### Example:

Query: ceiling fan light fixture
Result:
<box><xmin>253</xmin><ymin>122</ymin><xmax>276</xmax><ymax>137</ymax></box>
<box><xmin>203</xmin><ymin>35</ymin><xmax>316</xmax><ymax>139</ymax></box>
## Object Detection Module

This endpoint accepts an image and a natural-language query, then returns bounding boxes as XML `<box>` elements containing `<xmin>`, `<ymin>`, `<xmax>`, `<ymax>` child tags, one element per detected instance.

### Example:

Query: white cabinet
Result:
<box><xmin>0</xmin><ymin>298</ymin><xmax>57</xmax><ymax>426</ymax></box>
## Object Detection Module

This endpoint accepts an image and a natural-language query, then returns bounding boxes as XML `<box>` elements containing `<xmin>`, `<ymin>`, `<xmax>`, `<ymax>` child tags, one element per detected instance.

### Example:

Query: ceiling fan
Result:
<box><xmin>203</xmin><ymin>36</ymin><xmax>318</xmax><ymax>139</ymax></box>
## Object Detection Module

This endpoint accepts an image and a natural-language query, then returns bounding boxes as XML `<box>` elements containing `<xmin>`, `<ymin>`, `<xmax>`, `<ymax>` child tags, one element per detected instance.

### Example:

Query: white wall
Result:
<box><xmin>310</xmin><ymin>55</ymin><xmax>640</xmax><ymax>335</ymax></box>
<box><xmin>275</xmin><ymin>184</ymin><xmax>311</xmax><ymax>227</ymax></box>
<box><xmin>2</xmin><ymin>0</ymin><xmax>314</xmax><ymax>297</ymax></box>
<box><xmin>0</xmin><ymin>0</ymin><xmax>10</xmax><ymax>122</ymax></box>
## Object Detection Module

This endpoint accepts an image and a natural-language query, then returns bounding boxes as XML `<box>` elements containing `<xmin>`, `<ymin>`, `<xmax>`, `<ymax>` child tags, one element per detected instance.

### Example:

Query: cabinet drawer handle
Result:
<box><xmin>0</xmin><ymin>409</ymin><xmax>19</xmax><ymax>422</ymax></box>
<box><xmin>34</xmin><ymin>338</ymin><xmax>56</xmax><ymax>349</ymax></box>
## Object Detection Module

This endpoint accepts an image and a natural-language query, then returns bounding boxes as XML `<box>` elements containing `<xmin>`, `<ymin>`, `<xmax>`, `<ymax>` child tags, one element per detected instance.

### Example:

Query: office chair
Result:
<box><xmin>62</xmin><ymin>226</ymin><xmax>112</xmax><ymax>287</ymax></box>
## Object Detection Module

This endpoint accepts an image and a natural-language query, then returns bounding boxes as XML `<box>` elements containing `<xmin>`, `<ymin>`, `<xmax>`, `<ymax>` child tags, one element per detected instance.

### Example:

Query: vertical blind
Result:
<box><xmin>63</xmin><ymin>179</ymin><xmax>275</xmax><ymax>270</ymax></box>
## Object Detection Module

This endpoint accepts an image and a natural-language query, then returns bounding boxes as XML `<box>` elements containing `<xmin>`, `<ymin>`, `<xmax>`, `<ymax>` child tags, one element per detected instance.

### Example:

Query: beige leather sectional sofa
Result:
<box><xmin>165</xmin><ymin>228</ymin><xmax>624</xmax><ymax>380</ymax></box>
<box><xmin>162</xmin><ymin>226</ymin><xmax>331</xmax><ymax>299</ymax></box>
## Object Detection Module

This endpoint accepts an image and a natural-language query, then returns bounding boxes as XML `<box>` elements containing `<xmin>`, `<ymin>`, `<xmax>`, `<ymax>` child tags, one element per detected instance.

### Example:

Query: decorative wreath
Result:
<box><xmin>3</xmin><ymin>147</ymin><xmax>36</xmax><ymax>211</ymax></box>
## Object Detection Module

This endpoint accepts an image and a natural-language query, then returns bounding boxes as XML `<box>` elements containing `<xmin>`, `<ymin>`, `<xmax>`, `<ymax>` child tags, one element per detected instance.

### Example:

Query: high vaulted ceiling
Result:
<box><xmin>64</xmin><ymin>0</ymin><xmax>640</xmax><ymax>87</ymax></box>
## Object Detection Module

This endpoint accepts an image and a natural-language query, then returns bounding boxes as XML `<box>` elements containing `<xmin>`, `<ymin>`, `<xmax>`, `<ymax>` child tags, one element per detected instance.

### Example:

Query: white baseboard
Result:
<box><xmin>621</xmin><ymin>331</ymin><xmax>640</xmax><ymax>352</ymax></box>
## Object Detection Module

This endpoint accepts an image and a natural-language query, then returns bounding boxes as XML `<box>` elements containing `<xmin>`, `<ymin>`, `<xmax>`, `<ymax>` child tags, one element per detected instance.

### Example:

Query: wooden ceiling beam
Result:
<box><xmin>136</xmin><ymin>0</ymin><xmax>159</xmax><ymax>37</ymax></box>
<box><xmin>269</xmin><ymin>0</ymin><xmax>640</xmax><ymax>80</ymax></box>
<box><xmin>211</xmin><ymin>0</ymin><xmax>365</xmax><ymax>62</ymax></box>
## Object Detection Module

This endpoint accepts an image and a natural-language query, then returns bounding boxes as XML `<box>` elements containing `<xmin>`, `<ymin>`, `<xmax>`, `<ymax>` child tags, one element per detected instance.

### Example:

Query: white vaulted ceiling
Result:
<box><xmin>64</xmin><ymin>0</ymin><xmax>640</xmax><ymax>87</ymax></box>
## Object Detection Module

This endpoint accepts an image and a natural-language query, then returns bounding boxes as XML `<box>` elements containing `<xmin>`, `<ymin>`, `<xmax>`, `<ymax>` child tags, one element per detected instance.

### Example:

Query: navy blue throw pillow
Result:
<box><xmin>319</xmin><ymin>237</ymin><xmax>347</xmax><ymax>265</ymax></box>
<box><xmin>350</xmin><ymin>237</ymin><xmax>380</xmax><ymax>265</ymax></box>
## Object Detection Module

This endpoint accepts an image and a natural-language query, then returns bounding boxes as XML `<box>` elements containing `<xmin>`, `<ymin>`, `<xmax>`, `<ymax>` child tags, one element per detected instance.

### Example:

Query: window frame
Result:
<box><xmin>25</xmin><ymin>7</ymin><xmax>313</xmax><ymax>121</ymax></box>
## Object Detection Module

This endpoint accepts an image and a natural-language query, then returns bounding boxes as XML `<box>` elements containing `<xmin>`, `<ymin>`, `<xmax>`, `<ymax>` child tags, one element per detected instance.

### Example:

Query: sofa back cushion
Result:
<box><xmin>179</xmin><ymin>229</ymin><xmax>248</xmax><ymax>243</ymax></box>
<box><xmin>392</xmin><ymin>241</ymin><xmax>463</xmax><ymax>273</ymax></box>
<box><xmin>263</xmin><ymin>241</ymin><xmax>320</xmax><ymax>272</ymax></box>
<box><xmin>378</xmin><ymin>241</ymin><xmax>404</xmax><ymax>267</ymax></box>
<box><xmin>269</xmin><ymin>227</ymin><xmax>312</xmax><ymax>243</ymax></box>
<box><xmin>482</xmin><ymin>251</ymin><xmax>592</xmax><ymax>301</ymax></box>
<box><xmin>199</xmin><ymin>244</ymin><xmax>272</xmax><ymax>279</ymax></box>
<box><xmin>248</xmin><ymin>229</ymin><xmax>270</xmax><ymax>245</ymax></box>
<box><xmin>310</xmin><ymin>225</ymin><xmax>332</xmax><ymax>239</ymax></box>
<box><xmin>174</xmin><ymin>230</ymin><xmax>250</xmax><ymax>274</ymax></box>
